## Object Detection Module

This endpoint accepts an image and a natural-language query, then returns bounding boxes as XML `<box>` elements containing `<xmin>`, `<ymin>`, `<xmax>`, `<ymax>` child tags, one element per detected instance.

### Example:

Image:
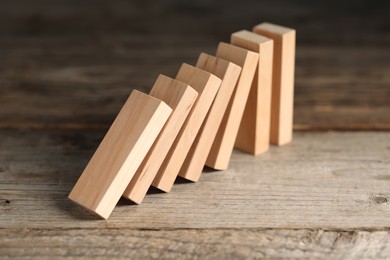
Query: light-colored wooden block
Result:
<box><xmin>206</xmin><ymin>43</ymin><xmax>259</xmax><ymax>170</ymax></box>
<box><xmin>152</xmin><ymin>63</ymin><xmax>221</xmax><ymax>192</ymax></box>
<box><xmin>122</xmin><ymin>75</ymin><xmax>198</xmax><ymax>204</ymax></box>
<box><xmin>231</xmin><ymin>30</ymin><xmax>274</xmax><ymax>155</ymax></box>
<box><xmin>179</xmin><ymin>53</ymin><xmax>241</xmax><ymax>181</ymax></box>
<box><xmin>68</xmin><ymin>90</ymin><xmax>172</xmax><ymax>219</ymax></box>
<box><xmin>253</xmin><ymin>22</ymin><xmax>296</xmax><ymax>145</ymax></box>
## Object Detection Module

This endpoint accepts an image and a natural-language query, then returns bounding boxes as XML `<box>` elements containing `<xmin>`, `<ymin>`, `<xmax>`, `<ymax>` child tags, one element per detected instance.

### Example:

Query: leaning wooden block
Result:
<box><xmin>122</xmin><ymin>75</ymin><xmax>198</xmax><ymax>204</ymax></box>
<box><xmin>68</xmin><ymin>90</ymin><xmax>172</xmax><ymax>219</ymax></box>
<box><xmin>231</xmin><ymin>30</ymin><xmax>274</xmax><ymax>155</ymax></box>
<box><xmin>206</xmin><ymin>43</ymin><xmax>259</xmax><ymax>170</ymax></box>
<box><xmin>253</xmin><ymin>22</ymin><xmax>296</xmax><ymax>145</ymax></box>
<box><xmin>152</xmin><ymin>63</ymin><xmax>221</xmax><ymax>192</ymax></box>
<box><xmin>179</xmin><ymin>53</ymin><xmax>241</xmax><ymax>181</ymax></box>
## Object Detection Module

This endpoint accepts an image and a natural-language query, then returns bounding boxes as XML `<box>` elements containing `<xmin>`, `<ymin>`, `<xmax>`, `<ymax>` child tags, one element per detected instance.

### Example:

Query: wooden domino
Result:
<box><xmin>122</xmin><ymin>75</ymin><xmax>198</xmax><ymax>204</ymax></box>
<box><xmin>152</xmin><ymin>63</ymin><xmax>221</xmax><ymax>192</ymax></box>
<box><xmin>68</xmin><ymin>22</ymin><xmax>296</xmax><ymax>219</ymax></box>
<box><xmin>253</xmin><ymin>22</ymin><xmax>296</xmax><ymax>145</ymax></box>
<box><xmin>206</xmin><ymin>43</ymin><xmax>259</xmax><ymax>170</ymax></box>
<box><xmin>68</xmin><ymin>90</ymin><xmax>172</xmax><ymax>219</ymax></box>
<box><xmin>231</xmin><ymin>30</ymin><xmax>274</xmax><ymax>155</ymax></box>
<box><xmin>178</xmin><ymin>53</ymin><xmax>241</xmax><ymax>181</ymax></box>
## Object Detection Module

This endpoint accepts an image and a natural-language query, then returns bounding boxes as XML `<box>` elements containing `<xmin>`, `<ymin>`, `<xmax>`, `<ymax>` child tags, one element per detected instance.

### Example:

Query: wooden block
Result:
<box><xmin>122</xmin><ymin>75</ymin><xmax>198</xmax><ymax>204</ymax></box>
<box><xmin>231</xmin><ymin>30</ymin><xmax>274</xmax><ymax>154</ymax></box>
<box><xmin>206</xmin><ymin>43</ymin><xmax>259</xmax><ymax>170</ymax></box>
<box><xmin>253</xmin><ymin>22</ymin><xmax>296</xmax><ymax>145</ymax></box>
<box><xmin>179</xmin><ymin>53</ymin><xmax>241</xmax><ymax>181</ymax></box>
<box><xmin>152</xmin><ymin>64</ymin><xmax>221</xmax><ymax>192</ymax></box>
<box><xmin>68</xmin><ymin>90</ymin><xmax>172</xmax><ymax>219</ymax></box>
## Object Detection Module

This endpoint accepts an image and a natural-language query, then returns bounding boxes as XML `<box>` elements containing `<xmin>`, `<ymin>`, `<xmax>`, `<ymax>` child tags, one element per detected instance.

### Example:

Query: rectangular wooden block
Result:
<box><xmin>179</xmin><ymin>53</ymin><xmax>241</xmax><ymax>181</ymax></box>
<box><xmin>122</xmin><ymin>75</ymin><xmax>198</xmax><ymax>204</ymax></box>
<box><xmin>206</xmin><ymin>42</ymin><xmax>259</xmax><ymax>170</ymax></box>
<box><xmin>231</xmin><ymin>30</ymin><xmax>274</xmax><ymax>155</ymax></box>
<box><xmin>68</xmin><ymin>90</ymin><xmax>172</xmax><ymax>219</ymax></box>
<box><xmin>253</xmin><ymin>22</ymin><xmax>296</xmax><ymax>145</ymax></box>
<box><xmin>152</xmin><ymin>63</ymin><xmax>221</xmax><ymax>192</ymax></box>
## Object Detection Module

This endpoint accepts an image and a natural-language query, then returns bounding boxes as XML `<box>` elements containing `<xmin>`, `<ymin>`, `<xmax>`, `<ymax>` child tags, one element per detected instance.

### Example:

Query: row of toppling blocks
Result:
<box><xmin>69</xmin><ymin>22</ymin><xmax>296</xmax><ymax>219</ymax></box>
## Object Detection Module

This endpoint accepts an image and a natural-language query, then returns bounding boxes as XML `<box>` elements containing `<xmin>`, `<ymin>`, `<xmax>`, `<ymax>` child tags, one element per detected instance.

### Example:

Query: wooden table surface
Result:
<box><xmin>1</xmin><ymin>0</ymin><xmax>389</xmax><ymax>258</ymax></box>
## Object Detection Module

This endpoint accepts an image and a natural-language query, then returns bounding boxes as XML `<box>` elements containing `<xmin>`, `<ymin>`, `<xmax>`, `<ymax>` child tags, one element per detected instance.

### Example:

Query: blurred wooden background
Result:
<box><xmin>0</xmin><ymin>0</ymin><xmax>389</xmax><ymax>258</ymax></box>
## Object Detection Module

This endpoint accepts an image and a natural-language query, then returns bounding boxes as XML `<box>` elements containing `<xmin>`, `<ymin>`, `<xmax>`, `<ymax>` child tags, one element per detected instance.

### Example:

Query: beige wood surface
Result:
<box><xmin>206</xmin><ymin>42</ymin><xmax>259</xmax><ymax>170</ymax></box>
<box><xmin>152</xmin><ymin>63</ymin><xmax>221</xmax><ymax>192</ymax></box>
<box><xmin>253</xmin><ymin>22</ymin><xmax>296</xmax><ymax>146</ymax></box>
<box><xmin>68</xmin><ymin>90</ymin><xmax>172</xmax><ymax>219</ymax></box>
<box><xmin>2</xmin><ymin>228</ymin><xmax>390</xmax><ymax>259</ymax></box>
<box><xmin>178</xmin><ymin>53</ymin><xmax>241</xmax><ymax>181</ymax></box>
<box><xmin>0</xmin><ymin>131</ymin><xmax>389</xmax><ymax>229</ymax></box>
<box><xmin>122</xmin><ymin>75</ymin><xmax>198</xmax><ymax>204</ymax></box>
<box><xmin>231</xmin><ymin>30</ymin><xmax>274</xmax><ymax>155</ymax></box>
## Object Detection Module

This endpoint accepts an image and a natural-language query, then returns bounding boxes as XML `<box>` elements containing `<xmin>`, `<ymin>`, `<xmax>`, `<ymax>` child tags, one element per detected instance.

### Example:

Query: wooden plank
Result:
<box><xmin>206</xmin><ymin>43</ymin><xmax>259</xmax><ymax>170</ymax></box>
<box><xmin>178</xmin><ymin>53</ymin><xmax>241</xmax><ymax>181</ymax></box>
<box><xmin>122</xmin><ymin>75</ymin><xmax>198</xmax><ymax>204</ymax></box>
<box><xmin>1</xmin><ymin>228</ymin><xmax>389</xmax><ymax>259</ymax></box>
<box><xmin>152</xmin><ymin>64</ymin><xmax>221</xmax><ymax>192</ymax></box>
<box><xmin>68</xmin><ymin>90</ymin><xmax>172</xmax><ymax>219</ymax></box>
<box><xmin>231</xmin><ymin>30</ymin><xmax>274</xmax><ymax>154</ymax></box>
<box><xmin>253</xmin><ymin>22</ymin><xmax>296</xmax><ymax>145</ymax></box>
<box><xmin>1</xmin><ymin>130</ymin><xmax>389</xmax><ymax>229</ymax></box>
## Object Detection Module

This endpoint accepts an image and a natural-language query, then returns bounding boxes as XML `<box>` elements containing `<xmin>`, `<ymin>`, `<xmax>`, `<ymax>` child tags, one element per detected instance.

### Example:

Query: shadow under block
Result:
<box><xmin>206</xmin><ymin>43</ymin><xmax>259</xmax><ymax>170</ymax></box>
<box><xmin>68</xmin><ymin>90</ymin><xmax>172</xmax><ymax>219</ymax></box>
<box><xmin>231</xmin><ymin>30</ymin><xmax>274</xmax><ymax>155</ymax></box>
<box><xmin>152</xmin><ymin>63</ymin><xmax>222</xmax><ymax>192</ymax></box>
<box><xmin>122</xmin><ymin>75</ymin><xmax>198</xmax><ymax>204</ymax></box>
<box><xmin>179</xmin><ymin>53</ymin><xmax>241</xmax><ymax>181</ymax></box>
<box><xmin>253</xmin><ymin>22</ymin><xmax>296</xmax><ymax>146</ymax></box>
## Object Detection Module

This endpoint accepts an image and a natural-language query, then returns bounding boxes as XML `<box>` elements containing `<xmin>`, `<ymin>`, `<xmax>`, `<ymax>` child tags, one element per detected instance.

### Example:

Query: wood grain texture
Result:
<box><xmin>152</xmin><ymin>64</ymin><xmax>221</xmax><ymax>192</ymax></box>
<box><xmin>254</xmin><ymin>22</ymin><xmax>296</xmax><ymax>145</ymax></box>
<box><xmin>231</xmin><ymin>30</ymin><xmax>274</xmax><ymax>154</ymax></box>
<box><xmin>178</xmin><ymin>53</ymin><xmax>241</xmax><ymax>181</ymax></box>
<box><xmin>1</xmin><ymin>130</ymin><xmax>389</xmax><ymax>229</ymax></box>
<box><xmin>122</xmin><ymin>75</ymin><xmax>198</xmax><ymax>204</ymax></box>
<box><xmin>206</xmin><ymin>42</ymin><xmax>259</xmax><ymax>170</ymax></box>
<box><xmin>68</xmin><ymin>90</ymin><xmax>172</xmax><ymax>219</ymax></box>
<box><xmin>1</xmin><ymin>228</ymin><xmax>390</xmax><ymax>259</ymax></box>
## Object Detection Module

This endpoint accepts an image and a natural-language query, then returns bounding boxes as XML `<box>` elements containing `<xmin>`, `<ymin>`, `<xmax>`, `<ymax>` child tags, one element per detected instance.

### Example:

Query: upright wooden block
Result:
<box><xmin>179</xmin><ymin>53</ymin><xmax>241</xmax><ymax>181</ymax></box>
<box><xmin>206</xmin><ymin>43</ymin><xmax>259</xmax><ymax>170</ymax></box>
<box><xmin>253</xmin><ymin>22</ymin><xmax>296</xmax><ymax>145</ymax></box>
<box><xmin>68</xmin><ymin>90</ymin><xmax>172</xmax><ymax>219</ymax></box>
<box><xmin>122</xmin><ymin>75</ymin><xmax>198</xmax><ymax>204</ymax></box>
<box><xmin>152</xmin><ymin>64</ymin><xmax>221</xmax><ymax>192</ymax></box>
<box><xmin>231</xmin><ymin>30</ymin><xmax>274</xmax><ymax>155</ymax></box>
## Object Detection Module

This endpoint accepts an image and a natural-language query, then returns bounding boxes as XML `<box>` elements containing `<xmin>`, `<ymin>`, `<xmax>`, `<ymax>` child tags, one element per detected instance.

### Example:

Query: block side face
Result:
<box><xmin>68</xmin><ymin>91</ymin><xmax>171</xmax><ymax>218</ymax></box>
<box><xmin>207</xmin><ymin>46</ymin><xmax>259</xmax><ymax>169</ymax></box>
<box><xmin>278</xmin><ymin>31</ymin><xmax>296</xmax><ymax>145</ymax></box>
<box><xmin>152</xmin><ymin>64</ymin><xmax>221</xmax><ymax>191</ymax></box>
<box><xmin>95</xmin><ymin>99</ymin><xmax>171</xmax><ymax>217</ymax></box>
<box><xmin>179</xmin><ymin>56</ymin><xmax>241</xmax><ymax>180</ymax></box>
<box><xmin>253</xmin><ymin>39</ymin><xmax>274</xmax><ymax>154</ymax></box>
<box><xmin>123</xmin><ymin>84</ymin><xmax>198</xmax><ymax>203</ymax></box>
<box><xmin>254</xmin><ymin>24</ymin><xmax>296</xmax><ymax>145</ymax></box>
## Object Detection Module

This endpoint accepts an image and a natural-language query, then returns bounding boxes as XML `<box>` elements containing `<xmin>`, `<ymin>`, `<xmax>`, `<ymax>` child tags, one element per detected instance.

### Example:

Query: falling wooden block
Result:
<box><xmin>122</xmin><ymin>75</ymin><xmax>198</xmax><ymax>204</ymax></box>
<box><xmin>179</xmin><ymin>53</ymin><xmax>241</xmax><ymax>181</ymax></box>
<box><xmin>68</xmin><ymin>90</ymin><xmax>172</xmax><ymax>219</ymax></box>
<box><xmin>231</xmin><ymin>30</ymin><xmax>274</xmax><ymax>155</ymax></box>
<box><xmin>253</xmin><ymin>22</ymin><xmax>296</xmax><ymax>145</ymax></box>
<box><xmin>206</xmin><ymin>43</ymin><xmax>259</xmax><ymax>170</ymax></box>
<box><xmin>152</xmin><ymin>63</ymin><xmax>221</xmax><ymax>192</ymax></box>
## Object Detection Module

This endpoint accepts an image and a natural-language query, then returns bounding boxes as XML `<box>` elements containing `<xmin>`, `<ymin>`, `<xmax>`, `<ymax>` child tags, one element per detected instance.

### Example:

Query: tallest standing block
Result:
<box><xmin>253</xmin><ymin>23</ymin><xmax>296</xmax><ymax>145</ymax></box>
